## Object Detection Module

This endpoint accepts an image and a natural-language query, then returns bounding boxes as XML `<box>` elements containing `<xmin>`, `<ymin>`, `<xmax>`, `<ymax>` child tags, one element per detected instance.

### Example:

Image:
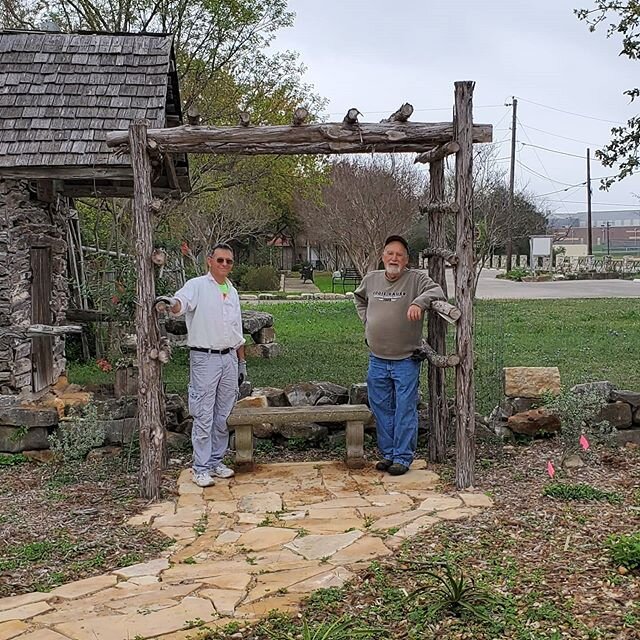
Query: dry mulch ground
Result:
<box><xmin>0</xmin><ymin>454</ymin><xmax>178</xmax><ymax>597</ymax></box>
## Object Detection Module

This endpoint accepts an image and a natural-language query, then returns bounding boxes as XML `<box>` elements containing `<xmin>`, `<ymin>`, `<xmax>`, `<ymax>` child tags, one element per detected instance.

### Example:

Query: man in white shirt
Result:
<box><xmin>157</xmin><ymin>243</ymin><xmax>246</xmax><ymax>487</ymax></box>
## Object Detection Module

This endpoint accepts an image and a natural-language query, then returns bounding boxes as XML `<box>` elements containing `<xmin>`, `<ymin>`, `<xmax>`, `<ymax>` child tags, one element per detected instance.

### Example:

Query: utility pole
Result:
<box><xmin>507</xmin><ymin>97</ymin><xmax>517</xmax><ymax>271</ymax></box>
<box><xmin>586</xmin><ymin>148</ymin><xmax>593</xmax><ymax>255</ymax></box>
<box><xmin>601</xmin><ymin>221</ymin><xmax>611</xmax><ymax>255</ymax></box>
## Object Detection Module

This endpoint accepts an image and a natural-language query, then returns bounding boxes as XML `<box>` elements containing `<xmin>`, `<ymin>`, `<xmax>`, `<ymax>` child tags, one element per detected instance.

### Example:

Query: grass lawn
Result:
<box><xmin>312</xmin><ymin>271</ymin><xmax>359</xmax><ymax>294</ymax></box>
<box><xmin>68</xmin><ymin>298</ymin><xmax>640</xmax><ymax>413</ymax></box>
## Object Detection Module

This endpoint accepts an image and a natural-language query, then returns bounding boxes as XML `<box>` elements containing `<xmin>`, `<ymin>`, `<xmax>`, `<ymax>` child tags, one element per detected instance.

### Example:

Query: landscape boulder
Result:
<box><xmin>507</xmin><ymin>409</ymin><xmax>561</xmax><ymax>436</ymax></box>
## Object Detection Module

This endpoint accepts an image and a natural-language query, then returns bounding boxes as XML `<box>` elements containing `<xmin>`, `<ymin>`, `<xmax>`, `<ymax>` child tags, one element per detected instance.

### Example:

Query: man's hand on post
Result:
<box><xmin>407</xmin><ymin>304</ymin><xmax>423</xmax><ymax>321</ymax></box>
<box><xmin>155</xmin><ymin>295</ymin><xmax>177</xmax><ymax>313</ymax></box>
<box><xmin>238</xmin><ymin>360</ymin><xmax>247</xmax><ymax>386</ymax></box>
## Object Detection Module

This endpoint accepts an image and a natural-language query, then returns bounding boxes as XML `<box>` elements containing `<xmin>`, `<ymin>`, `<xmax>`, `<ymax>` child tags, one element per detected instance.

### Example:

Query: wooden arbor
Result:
<box><xmin>107</xmin><ymin>81</ymin><xmax>492</xmax><ymax>499</ymax></box>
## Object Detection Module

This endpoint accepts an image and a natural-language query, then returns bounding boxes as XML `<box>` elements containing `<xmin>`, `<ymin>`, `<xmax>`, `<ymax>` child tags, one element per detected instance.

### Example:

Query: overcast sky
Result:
<box><xmin>273</xmin><ymin>0</ymin><xmax>640</xmax><ymax>223</ymax></box>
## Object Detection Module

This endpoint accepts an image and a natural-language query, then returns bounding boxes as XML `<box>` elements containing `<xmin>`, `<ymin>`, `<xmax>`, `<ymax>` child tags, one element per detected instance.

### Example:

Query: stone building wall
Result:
<box><xmin>0</xmin><ymin>179</ymin><xmax>68</xmax><ymax>395</ymax></box>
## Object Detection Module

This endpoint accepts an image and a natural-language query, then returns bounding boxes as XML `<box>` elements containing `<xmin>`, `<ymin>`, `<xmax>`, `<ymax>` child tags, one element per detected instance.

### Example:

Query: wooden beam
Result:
<box><xmin>415</xmin><ymin>141</ymin><xmax>460</xmax><ymax>164</ymax></box>
<box><xmin>427</xmin><ymin>151</ymin><xmax>450</xmax><ymax>463</ymax></box>
<box><xmin>129</xmin><ymin>120</ymin><xmax>166</xmax><ymax>501</ymax></box>
<box><xmin>163</xmin><ymin>154</ymin><xmax>180</xmax><ymax>192</ymax></box>
<box><xmin>60</xmin><ymin>184</ymin><xmax>178</xmax><ymax>199</ymax></box>
<box><xmin>292</xmin><ymin>107</ymin><xmax>309</xmax><ymax>126</ymax></box>
<box><xmin>430</xmin><ymin>299</ymin><xmax>461</xmax><ymax>323</ymax></box>
<box><xmin>66</xmin><ymin>308</ymin><xmax>113</xmax><ymax>323</ymax></box>
<box><xmin>423</xmin><ymin>247</ymin><xmax>458</xmax><ymax>266</ymax></box>
<box><xmin>417</xmin><ymin>340</ymin><xmax>460</xmax><ymax>368</ymax></box>
<box><xmin>454</xmin><ymin>81</ymin><xmax>476</xmax><ymax>490</ymax></box>
<box><xmin>420</xmin><ymin>202</ymin><xmax>459</xmax><ymax>215</ymax></box>
<box><xmin>36</xmin><ymin>180</ymin><xmax>56</xmax><ymax>202</ymax></box>
<box><xmin>26</xmin><ymin>324</ymin><xmax>83</xmax><ymax>336</ymax></box>
<box><xmin>0</xmin><ymin>166</ymin><xmax>134</xmax><ymax>180</ymax></box>
<box><xmin>105</xmin><ymin>122</ymin><xmax>493</xmax><ymax>156</ymax></box>
<box><xmin>381</xmin><ymin>103</ymin><xmax>414</xmax><ymax>123</ymax></box>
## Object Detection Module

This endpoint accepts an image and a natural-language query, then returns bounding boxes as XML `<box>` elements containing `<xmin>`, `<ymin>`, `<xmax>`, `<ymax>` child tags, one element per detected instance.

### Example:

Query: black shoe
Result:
<box><xmin>388</xmin><ymin>463</ymin><xmax>409</xmax><ymax>476</ymax></box>
<box><xmin>375</xmin><ymin>459</ymin><xmax>393</xmax><ymax>471</ymax></box>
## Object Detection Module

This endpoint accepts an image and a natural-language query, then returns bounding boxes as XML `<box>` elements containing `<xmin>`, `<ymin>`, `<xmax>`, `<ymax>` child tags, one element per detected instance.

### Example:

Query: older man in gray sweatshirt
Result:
<box><xmin>354</xmin><ymin>235</ymin><xmax>445</xmax><ymax>475</ymax></box>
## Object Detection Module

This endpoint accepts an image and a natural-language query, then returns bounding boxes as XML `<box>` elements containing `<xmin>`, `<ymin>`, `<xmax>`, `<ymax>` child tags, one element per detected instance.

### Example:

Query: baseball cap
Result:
<box><xmin>383</xmin><ymin>235</ymin><xmax>410</xmax><ymax>254</ymax></box>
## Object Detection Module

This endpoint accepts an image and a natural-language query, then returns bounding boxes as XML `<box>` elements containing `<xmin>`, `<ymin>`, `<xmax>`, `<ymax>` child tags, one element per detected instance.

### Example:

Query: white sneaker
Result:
<box><xmin>211</xmin><ymin>462</ymin><xmax>235</xmax><ymax>478</ymax></box>
<box><xmin>193</xmin><ymin>471</ymin><xmax>215</xmax><ymax>487</ymax></box>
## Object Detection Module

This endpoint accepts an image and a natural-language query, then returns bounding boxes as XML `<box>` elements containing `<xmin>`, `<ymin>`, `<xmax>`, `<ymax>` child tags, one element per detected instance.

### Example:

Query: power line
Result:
<box><xmin>324</xmin><ymin>104</ymin><xmax>507</xmax><ymax>117</ymax></box>
<box><xmin>517</xmin><ymin>160</ymin><xmax>578</xmax><ymax>186</ymax></box>
<box><xmin>515</xmin><ymin>121</ymin><xmax>605</xmax><ymax>147</ymax></box>
<box><xmin>520</xmin><ymin>142</ymin><xmax>586</xmax><ymax>159</ymax></box>
<box><xmin>516</xmin><ymin>96</ymin><xmax>626</xmax><ymax>125</ymax></box>
<box><xmin>544</xmin><ymin>199</ymin><xmax>640</xmax><ymax>207</ymax></box>
<box><xmin>537</xmin><ymin>184</ymin><xmax>586</xmax><ymax>197</ymax></box>
<box><xmin>517</xmin><ymin>118</ymin><xmax>574</xmax><ymax>214</ymax></box>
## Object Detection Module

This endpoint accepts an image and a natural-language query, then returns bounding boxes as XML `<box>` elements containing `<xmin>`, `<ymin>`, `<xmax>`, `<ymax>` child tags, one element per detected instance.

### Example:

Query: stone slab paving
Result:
<box><xmin>0</xmin><ymin>461</ymin><xmax>493</xmax><ymax>639</ymax></box>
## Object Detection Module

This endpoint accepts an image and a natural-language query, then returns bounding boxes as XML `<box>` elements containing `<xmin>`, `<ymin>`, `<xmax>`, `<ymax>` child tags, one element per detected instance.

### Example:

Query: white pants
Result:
<box><xmin>188</xmin><ymin>350</ymin><xmax>238</xmax><ymax>474</ymax></box>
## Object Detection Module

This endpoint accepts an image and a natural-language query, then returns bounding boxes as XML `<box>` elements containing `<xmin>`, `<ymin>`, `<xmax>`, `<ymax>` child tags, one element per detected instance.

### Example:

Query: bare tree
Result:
<box><xmin>171</xmin><ymin>189</ymin><xmax>273</xmax><ymax>264</ymax></box>
<box><xmin>298</xmin><ymin>156</ymin><xmax>424</xmax><ymax>276</ymax></box>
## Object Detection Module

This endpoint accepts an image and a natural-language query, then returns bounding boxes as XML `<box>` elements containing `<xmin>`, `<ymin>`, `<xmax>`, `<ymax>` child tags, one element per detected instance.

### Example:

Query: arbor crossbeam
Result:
<box><xmin>106</xmin><ymin>121</ymin><xmax>492</xmax><ymax>155</ymax></box>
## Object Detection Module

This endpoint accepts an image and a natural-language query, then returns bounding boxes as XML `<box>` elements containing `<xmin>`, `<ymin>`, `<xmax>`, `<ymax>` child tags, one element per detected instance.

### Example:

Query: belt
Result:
<box><xmin>190</xmin><ymin>347</ymin><xmax>232</xmax><ymax>355</ymax></box>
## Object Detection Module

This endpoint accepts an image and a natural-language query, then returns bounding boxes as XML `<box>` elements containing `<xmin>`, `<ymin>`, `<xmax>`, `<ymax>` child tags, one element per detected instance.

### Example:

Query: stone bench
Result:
<box><xmin>227</xmin><ymin>404</ymin><xmax>372</xmax><ymax>470</ymax></box>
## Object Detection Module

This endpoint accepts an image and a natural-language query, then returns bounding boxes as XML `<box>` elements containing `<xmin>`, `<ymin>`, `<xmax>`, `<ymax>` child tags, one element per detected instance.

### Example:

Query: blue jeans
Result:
<box><xmin>367</xmin><ymin>355</ymin><xmax>421</xmax><ymax>467</ymax></box>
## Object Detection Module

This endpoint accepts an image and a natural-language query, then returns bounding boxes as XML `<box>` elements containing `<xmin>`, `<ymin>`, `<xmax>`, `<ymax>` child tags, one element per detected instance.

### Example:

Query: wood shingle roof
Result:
<box><xmin>0</xmin><ymin>30</ymin><xmax>189</xmax><ymax>195</ymax></box>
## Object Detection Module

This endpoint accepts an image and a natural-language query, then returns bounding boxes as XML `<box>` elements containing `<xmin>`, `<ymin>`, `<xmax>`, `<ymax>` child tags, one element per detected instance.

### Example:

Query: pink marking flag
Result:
<box><xmin>547</xmin><ymin>460</ymin><xmax>555</xmax><ymax>478</ymax></box>
<box><xmin>579</xmin><ymin>434</ymin><xmax>590</xmax><ymax>450</ymax></box>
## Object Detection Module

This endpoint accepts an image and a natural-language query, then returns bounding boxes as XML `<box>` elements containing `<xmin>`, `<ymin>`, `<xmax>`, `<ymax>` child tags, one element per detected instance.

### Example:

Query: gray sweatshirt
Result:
<box><xmin>353</xmin><ymin>269</ymin><xmax>445</xmax><ymax>360</ymax></box>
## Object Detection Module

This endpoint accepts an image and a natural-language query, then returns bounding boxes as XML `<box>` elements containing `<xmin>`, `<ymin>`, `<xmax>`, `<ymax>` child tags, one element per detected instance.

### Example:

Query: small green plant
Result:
<box><xmin>262</xmin><ymin>615</ymin><xmax>380</xmax><ymax>640</ymax></box>
<box><xmin>182</xmin><ymin>556</ymin><xmax>197</xmax><ymax>565</ymax></box>
<box><xmin>9</xmin><ymin>425</ymin><xmax>28</xmax><ymax>443</ymax></box>
<box><xmin>543</xmin><ymin>482</ymin><xmax>622</xmax><ymax>504</ymax></box>
<box><xmin>0</xmin><ymin>453</ymin><xmax>27</xmax><ymax>466</ymax></box>
<box><xmin>363</xmin><ymin>515</ymin><xmax>375</xmax><ymax>528</ymax></box>
<box><xmin>48</xmin><ymin>403</ymin><xmax>105</xmax><ymax>461</ymax></box>
<box><xmin>607</xmin><ymin>532</ymin><xmax>640</xmax><ymax>571</ymax></box>
<box><xmin>183</xmin><ymin>618</ymin><xmax>206</xmax><ymax>629</ymax></box>
<box><xmin>193</xmin><ymin>514</ymin><xmax>208</xmax><ymax>536</ymax></box>
<box><xmin>405</xmin><ymin>561</ymin><xmax>501</xmax><ymax>622</ymax></box>
<box><xmin>118</xmin><ymin>552</ymin><xmax>143</xmax><ymax>567</ymax></box>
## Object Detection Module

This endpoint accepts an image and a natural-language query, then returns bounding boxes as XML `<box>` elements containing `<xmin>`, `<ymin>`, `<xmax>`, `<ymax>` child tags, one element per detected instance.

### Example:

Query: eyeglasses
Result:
<box><xmin>215</xmin><ymin>258</ymin><xmax>234</xmax><ymax>264</ymax></box>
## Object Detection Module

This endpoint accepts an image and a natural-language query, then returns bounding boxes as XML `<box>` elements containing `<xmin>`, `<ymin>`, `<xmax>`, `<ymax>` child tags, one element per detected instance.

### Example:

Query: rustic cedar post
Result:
<box><xmin>129</xmin><ymin>120</ymin><xmax>166</xmax><ymax>500</ymax></box>
<box><xmin>453</xmin><ymin>82</ymin><xmax>476</xmax><ymax>489</ymax></box>
<box><xmin>427</xmin><ymin>157</ymin><xmax>449</xmax><ymax>463</ymax></box>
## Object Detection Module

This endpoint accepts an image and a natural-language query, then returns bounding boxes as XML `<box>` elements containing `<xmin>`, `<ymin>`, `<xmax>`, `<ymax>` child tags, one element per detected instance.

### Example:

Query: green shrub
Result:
<box><xmin>0</xmin><ymin>453</ymin><xmax>27</xmax><ymax>467</ymax></box>
<box><xmin>230</xmin><ymin>263</ymin><xmax>251</xmax><ymax>290</ymax></box>
<box><xmin>48</xmin><ymin>404</ymin><xmax>105</xmax><ymax>461</ymax></box>
<box><xmin>243</xmin><ymin>265</ymin><xmax>280</xmax><ymax>291</ymax></box>
<box><xmin>543</xmin><ymin>387</ymin><xmax>614</xmax><ymax>460</ymax></box>
<box><xmin>607</xmin><ymin>532</ymin><xmax>640</xmax><ymax>571</ymax></box>
<box><xmin>543</xmin><ymin>482</ymin><xmax>622</xmax><ymax>504</ymax></box>
<box><xmin>503</xmin><ymin>267</ymin><xmax>530</xmax><ymax>281</ymax></box>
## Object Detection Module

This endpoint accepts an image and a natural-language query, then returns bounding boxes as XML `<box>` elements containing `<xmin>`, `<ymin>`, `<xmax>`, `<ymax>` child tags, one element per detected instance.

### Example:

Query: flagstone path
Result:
<box><xmin>0</xmin><ymin>461</ymin><xmax>493</xmax><ymax>640</ymax></box>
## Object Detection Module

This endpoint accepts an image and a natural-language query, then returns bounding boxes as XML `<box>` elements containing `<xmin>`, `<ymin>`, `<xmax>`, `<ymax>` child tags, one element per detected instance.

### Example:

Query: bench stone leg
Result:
<box><xmin>234</xmin><ymin>423</ymin><xmax>254</xmax><ymax>471</ymax></box>
<box><xmin>345</xmin><ymin>420</ymin><xmax>365</xmax><ymax>469</ymax></box>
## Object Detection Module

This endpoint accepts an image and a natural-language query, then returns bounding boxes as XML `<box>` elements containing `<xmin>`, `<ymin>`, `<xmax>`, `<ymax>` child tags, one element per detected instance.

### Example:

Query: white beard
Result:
<box><xmin>385</xmin><ymin>265</ymin><xmax>403</xmax><ymax>277</ymax></box>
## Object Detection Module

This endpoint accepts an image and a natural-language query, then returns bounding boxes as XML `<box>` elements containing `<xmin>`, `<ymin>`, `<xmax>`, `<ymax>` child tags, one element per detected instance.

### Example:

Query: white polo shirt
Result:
<box><xmin>173</xmin><ymin>273</ymin><xmax>245</xmax><ymax>350</ymax></box>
